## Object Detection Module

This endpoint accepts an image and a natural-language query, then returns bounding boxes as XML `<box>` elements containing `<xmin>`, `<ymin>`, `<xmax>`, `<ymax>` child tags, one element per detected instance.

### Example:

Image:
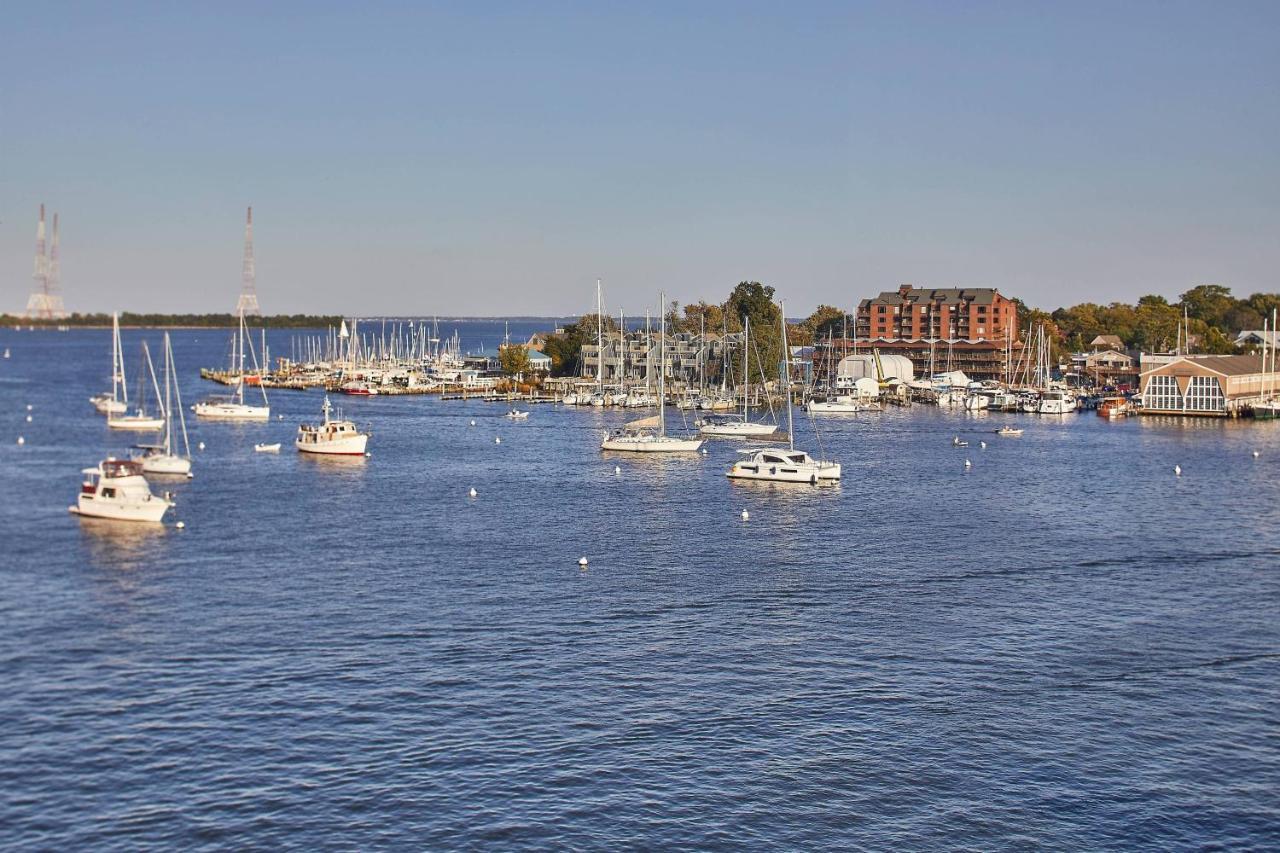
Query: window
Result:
<box><xmin>1144</xmin><ymin>375</ymin><xmax>1182</xmax><ymax>411</ymax></box>
<box><xmin>1185</xmin><ymin>376</ymin><xmax>1224</xmax><ymax>412</ymax></box>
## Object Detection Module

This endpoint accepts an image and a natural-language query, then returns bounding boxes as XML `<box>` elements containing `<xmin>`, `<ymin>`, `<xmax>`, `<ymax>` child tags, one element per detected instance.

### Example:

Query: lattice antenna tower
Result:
<box><xmin>235</xmin><ymin>206</ymin><xmax>261</xmax><ymax>315</ymax></box>
<box><xmin>25</xmin><ymin>204</ymin><xmax>67</xmax><ymax>320</ymax></box>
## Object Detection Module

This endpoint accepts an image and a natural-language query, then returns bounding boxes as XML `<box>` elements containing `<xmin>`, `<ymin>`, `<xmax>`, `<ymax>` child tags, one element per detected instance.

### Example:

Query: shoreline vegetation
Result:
<box><xmin>3</xmin><ymin>312</ymin><xmax>346</xmax><ymax>329</ymax></box>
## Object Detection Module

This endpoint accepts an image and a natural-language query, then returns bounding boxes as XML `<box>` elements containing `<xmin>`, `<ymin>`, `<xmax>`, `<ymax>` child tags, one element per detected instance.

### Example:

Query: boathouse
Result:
<box><xmin>1139</xmin><ymin>354</ymin><xmax>1273</xmax><ymax>416</ymax></box>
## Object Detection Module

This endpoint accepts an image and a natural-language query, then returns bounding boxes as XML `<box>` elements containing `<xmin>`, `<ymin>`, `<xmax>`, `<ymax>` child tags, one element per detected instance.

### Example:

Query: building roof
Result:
<box><xmin>526</xmin><ymin>350</ymin><xmax>551</xmax><ymax>362</ymax></box>
<box><xmin>1090</xmin><ymin>334</ymin><xmax>1124</xmax><ymax>349</ymax></box>
<box><xmin>861</xmin><ymin>286</ymin><xmax>1003</xmax><ymax>307</ymax></box>
<box><xmin>1141</xmin><ymin>354</ymin><xmax>1265</xmax><ymax>377</ymax></box>
<box><xmin>1235</xmin><ymin>330</ymin><xmax>1280</xmax><ymax>347</ymax></box>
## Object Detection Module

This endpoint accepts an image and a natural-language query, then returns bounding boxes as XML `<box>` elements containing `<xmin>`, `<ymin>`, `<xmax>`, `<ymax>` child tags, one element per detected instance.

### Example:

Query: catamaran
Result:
<box><xmin>90</xmin><ymin>312</ymin><xmax>129</xmax><ymax>415</ymax></box>
<box><xmin>699</xmin><ymin>315</ymin><xmax>776</xmax><ymax>437</ymax></box>
<box><xmin>193</xmin><ymin>309</ymin><xmax>270</xmax><ymax>420</ymax></box>
<box><xmin>728</xmin><ymin>300</ymin><xmax>840</xmax><ymax>483</ymax></box>
<box><xmin>602</xmin><ymin>293</ymin><xmax>703</xmax><ymax>453</ymax></box>
<box><xmin>137</xmin><ymin>333</ymin><xmax>194</xmax><ymax>476</ymax></box>
<box><xmin>69</xmin><ymin>457</ymin><xmax>173</xmax><ymax>522</ymax></box>
<box><xmin>296</xmin><ymin>396</ymin><xmax>369</xmax><ymax>455</ymax></box>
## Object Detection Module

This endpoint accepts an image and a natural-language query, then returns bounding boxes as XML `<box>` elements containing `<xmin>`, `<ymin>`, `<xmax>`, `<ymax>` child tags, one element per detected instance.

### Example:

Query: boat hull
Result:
<box><xmin>141</xmin><ymin>454</ymin><xmax>192</xmax><ymax>475</ymax></box>
<box><xmin>700</xmin><ymin>422</ymin><xmax>777</xmax><ymax>437</ymax></box>
<box><xmin>727</xmin><ymin>461</ymin><xmax>841</xmax><ymax>483</ymax></box>
<box><xmin>296</xmin><ymin>434</ymin><xmax>369</xmax><ymax>455</ymax></box>
<box><xmin>107</xmin><ymin>416</ymin><xmax>164</xmax><ymax>430</ymax></box>
<box><xmin>71</xmin><ymin>494</ymin><xmax>170</xmax><ymax>522</ymax></box>
<box><xmin>194</xmin><ymin>403</ymin><xmax>270</xmax><ymax>420</ymax></box>
<box><xmin>601</xmin><ymin>436</ymin><xmax>704</xmax><ymax>452</ymax></box>
<box><xmin>91</xmin><ymin>396</ymin><xmax>127</xmax><ymax>415</ymax></box>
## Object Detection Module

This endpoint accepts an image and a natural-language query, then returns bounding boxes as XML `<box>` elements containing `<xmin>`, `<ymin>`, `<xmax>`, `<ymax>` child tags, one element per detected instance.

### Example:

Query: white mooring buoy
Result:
<box><xmin>701</xmin><ymin>447</ymin><xmax>707</xmax><ymax>455</ymax></box>
<box><xmin>1252</xmin><ymin>450</ymin><xmax>1260</xmax><ymax>458</ymax></box>
<box><xmin>17</xmin><ymin>436</ymin><xmax>25</xmax><ymax>445</ymax></box>
<box><xmin>25</xmin><ymin>415</ymin><xmax>32</xmax><ymax>422</ymax></box>
<box><xmin>198</xmin><ymin>441</ymin><xmax>206</xmax><ymax>450</ymax></box>
<box><xmin>26</xmin><ymin>404</ymin><xmax>33</xmax><ymax>411</ymax></box>
<box><xmin>741</xmin><ymin>509</ymin><xmax>749</xmax><ymax>521</ymax></box>
<box><xmin>980</xmin><ymin>440</ymin><xmax>987</xmax><ymax>449</ymax></box>
<box><xmin>614</xmin><ymin>465</ymin><xmax>621</xmax><ymax>475</ymax></box>
<box><xmin>469</xmin><ymin>487</ymin><xmax>477</xmax><ymax>498</ymax></box>
<box><xmin>578</xmin><ymin>556</ymin><xmax>589</xmax><ymax>567</ymax></box>
<box><xmin>1174</xmin><ymin>464</ymin><xmax>1182</xmax><ymax>476</ymax></box>
<box><xmin>470</xmin><ymin>419</ymin><xmax>476</xmax><ymax>426</ymax></box>
<box><xmin>494</xmin><ymin>436</ymin><xmax>501</xmax><ymax>444</ymax></box>
<box><xmin>964</xmin><ymin>459</ymin><xmax>972</xmax><ymax>469</ymax></box>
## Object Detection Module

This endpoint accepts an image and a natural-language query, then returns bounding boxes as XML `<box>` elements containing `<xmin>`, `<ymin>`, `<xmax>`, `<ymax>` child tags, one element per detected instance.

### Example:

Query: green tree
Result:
<box><xmin>1179</xmin><ymin>284</ymin><xmax>1235</xmax><ymax>329</ymax></box>
<box><xmin>498</xmin><ymin>344</ymin><xmax>532</xmax><ymax>381</ymax></box>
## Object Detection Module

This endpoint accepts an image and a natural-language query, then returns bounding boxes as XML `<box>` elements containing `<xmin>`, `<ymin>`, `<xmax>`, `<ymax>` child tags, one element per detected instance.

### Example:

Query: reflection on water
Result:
<box><xmin>76</xmin><ymin>517</ymin><xmax>168</xmax><ymax>571</ymax></box>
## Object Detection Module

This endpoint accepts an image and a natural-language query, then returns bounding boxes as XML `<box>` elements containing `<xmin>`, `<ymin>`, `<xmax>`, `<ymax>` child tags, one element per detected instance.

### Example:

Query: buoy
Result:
<box><xmin>364</xmin><ymin>452</ymin><xmax>371</xmax><ymax>458</ymax></box>
<box><xmin>494</xmin><ymin>436</ymin><xmax>501</xmax><ymax>444</ymax></box>
<box><xmin>26</xmin><ymin>404</ymin><xmax>32</xmax><ymax>411</ymax></box>
<box><xmin>470</xmin><ymin>420</ymin><xmax>476</xmax><ymax>426</ymax></box>
<box><xmin>175</xmin><ymin>521</ymin><xmax>186</xmax><ymax>529</ymax></box>
<box><xmin>701</xmin><ymin>448</ymin><xmax>707</xmax><ymax>455</ymax></box>
<box><xmin>278</xmin><ymin>414</ymin><xmax>283</xmax><ymax>420</ymax></box>
<box><xmin>198</xmin><ymin>441</ymin><xmax>206</xmax><ymax>450</ymax></box>
<box><xmin>964</xmin><ymin>459</ymin><xmax>972</xmax><ymax>469</ymax></box>
<box><xmin>16</xmin><ymin>436</ymin><xmax>24</xmax><ymax>445</ymax></box>
<box><xmin>1252</xmin><ymin>450</ymin><xmax>1260</xmax><ymax>458</ymax></box>
<box><xmin>469</xmin><ymin>487</ymin><xmax>477</xmax><ymax>497</ymax></box>
<box><xmin>1174</xmin><ymin>464</ymin><xmax>1182</xmax><ymax>476</ymax></box>
<box><xmin>578</xmin><ymin>556</ymin><xmax>589</xmax><ymax>567</ymax></box>
<box><xmin>186</xmin><ymin>473</ymin><xmax>194</xmax><ymax>479</ymax></box>
<box><xmin>25</xmin><ymin>415</ymin><xmax>32</xmax><ymax>422</ymax></box>
<box><xmin>614</xmin><ymin>465</ymin><xmax>621</xmax><ymax>475</ymax></box>
<box><xmin>979</xmin><ymin>441</ymin><xmax>987</xmax><ymax>449</ymax></box>
<box><xmin>741</xmin><ymin>509</ymin><xmax>749</xmax><ymax>521</ymax></box>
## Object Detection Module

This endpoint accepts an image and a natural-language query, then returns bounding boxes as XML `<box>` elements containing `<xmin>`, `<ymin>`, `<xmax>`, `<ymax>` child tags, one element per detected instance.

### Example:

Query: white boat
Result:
<box><xmin>108</xmin><ymin>332</ymin><xmax>165</xmax><ymax>431</ymax></box>
<box><xmin>727</xmin><ymin>299</ymin><xmax>840</xmax><ymax>483</ymax></box>
<box><xmin>69</xmin><ymin>458</ymin><xmax>172</xmax><ymax>522</ymax></box>
<box><xmin>1037</xmin><ymin>389</ymin><xmax>1077</xmax><ymax>414</ymax></box>
<box><xmin>701</xmin><ymin>315</ymin><xmax>778</xmax><ymax>437</ymax></box>
<box><xmin>138</xmin><ymin>333</ymin><xmax>194</xmax><ymax>476</ymax></box>
<box><xmin>805</xmin><ymin>394</ymin><xmax>876</xmax><ymax>414</ymax></box>
<box><xmin>602</xmin><ymin>293</ymin><xmax>703</xmax><ymax>454</ymax></box>
<box><xmin>254</xmin><ymin>442</ymin><xmax>281</xmax><ymax>453</ymax></box>
<box><xmin>505</xmin><ymin>409</ymin><xmax>530</xmax><ymax>419</ymax></box>
<box><xmin>296</xmin><ymin>396</ymin><xmax>369</xmax><ymax>455</ymax></box>
<box><xmin>997</xmin><ymin>425</ymin><xmax>1024</xmax><ymax>436</ymax></box>
<box><xmin>194</xmin><ymin>308</ymin><xmax>270</xmax><ymax>420</ymax></box>
<box><xmin>91</xmin><ymin>313</ymin><xmax>130</xmax><ymax>415</ymax></box>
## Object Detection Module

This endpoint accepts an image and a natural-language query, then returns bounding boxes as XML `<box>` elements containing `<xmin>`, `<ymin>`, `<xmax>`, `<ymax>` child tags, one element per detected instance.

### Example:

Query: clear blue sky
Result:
<box><xmin>2</xmin><ymin>1</ymin><xmax>1277</xmax><ymax>316</ymax></box>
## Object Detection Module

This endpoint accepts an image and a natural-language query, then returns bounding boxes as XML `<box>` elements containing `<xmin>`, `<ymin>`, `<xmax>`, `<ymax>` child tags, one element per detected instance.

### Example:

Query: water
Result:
<box><xmin>3</xmin><ymin>326</ymin><xmax>1279</xmax><ymax>849</ymax></box>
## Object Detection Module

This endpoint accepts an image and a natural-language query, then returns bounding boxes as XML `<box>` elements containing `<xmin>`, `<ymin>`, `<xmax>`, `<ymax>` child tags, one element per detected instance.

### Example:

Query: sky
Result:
<box><xmin>2</xmin><ymin>1</ymin><xmax>1278</xmax><ymax>316</ymax></box>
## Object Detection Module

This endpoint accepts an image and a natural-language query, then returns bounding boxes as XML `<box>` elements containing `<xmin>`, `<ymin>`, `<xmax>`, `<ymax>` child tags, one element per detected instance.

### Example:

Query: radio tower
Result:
<box><xmin>25</xmin><ymin>204</ymin><xmax>67</xmax><ymax>320</ymax></box>
<box><xmin>235</xmin><ymin>206</ymin><xmax>261</xmax><ymax>315</ymax></box>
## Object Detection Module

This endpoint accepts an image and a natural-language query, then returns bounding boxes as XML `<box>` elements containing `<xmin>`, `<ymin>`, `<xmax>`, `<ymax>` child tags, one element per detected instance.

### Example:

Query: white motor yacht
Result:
<box><xmin>69</xmin><ymin>458</ymin><xmax>173</xmax><ymax>522</ymax></box>
<box><xmin>296</xmin><ymin>396</ymin><xmax>369</xmax><ymax>455</ymax></box>
<box><xmin>1038</xmin><ymin>389</ymin><xmax>1077</xmax><ymax>414</ymax></box>
<box><xmin>805</xmin><ymin>394</ymin><xmax>876</xmax><ymax>414</ymax></box>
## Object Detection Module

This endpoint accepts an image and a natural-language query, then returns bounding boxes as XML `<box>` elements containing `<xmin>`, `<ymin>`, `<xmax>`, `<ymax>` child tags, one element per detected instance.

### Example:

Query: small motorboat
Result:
<box><xmin>254</xmin><ymin>442</ymin><xmax>281</xmax><ymax>453</ymax></box>
<box><xmin>952</xmin><ymin>436</ymin><xmax>969</xmax><ymax>447</ymax></box>
<box><xmin>996</xmin><ymin>426</ymin><xmax>1024</xmax><ymax>436</ymax></box>
<box><xmin>505</xmin><ymin>409</ymin><xmax>530</xmax><ymax>420</ymax></box>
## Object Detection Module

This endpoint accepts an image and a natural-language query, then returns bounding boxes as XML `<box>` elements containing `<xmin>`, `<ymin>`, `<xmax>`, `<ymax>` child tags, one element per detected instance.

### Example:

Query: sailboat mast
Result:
<box><xmin>163</xmin><ymin>335</ymin><xmax>173</xmax><ymax>455</ymax></box>
<box><xmin>780</xmin><ymin>301</ymin><xmax>794</xmax><ymax>451</ymax></box>
<box><xmin>659</xmin><ymin>293</ymin><xmax>667</xmax><ymax>437</ymax></box>
<box><xmin>742</xmin><ymin>314</ymin><xmax>750</xmax><ymax>418</ymax></box>
<box><xmin>596</xmin><ymin>279</ymin><xmax>604</xmax><ymax>392</ymax></box>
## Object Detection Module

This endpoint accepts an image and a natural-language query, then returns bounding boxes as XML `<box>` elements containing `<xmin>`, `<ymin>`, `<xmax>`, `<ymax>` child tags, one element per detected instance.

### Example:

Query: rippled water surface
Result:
<box><xmin>3</xmin><ymin>326</ymin><xmax>1279</xmax><ymax>849</ymax></box>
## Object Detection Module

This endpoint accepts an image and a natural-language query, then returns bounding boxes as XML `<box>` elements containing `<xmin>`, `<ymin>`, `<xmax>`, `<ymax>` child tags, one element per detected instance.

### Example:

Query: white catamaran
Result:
<box><xmin>137</xmin><ymin>333</ymin><xmax>194</xmax><ymax>476</ymax></box>
<box><xmin>602</xmin><ymin>293</ymin><xmax>704</xmax><ymax>453</ymax></box>
<box><xmin>728</xmin><ymin>300</ymin><xmax>841</xmax><ymax>484</ymax></box>
<box><xmin>193</xmin><ymin>309</ymin><xmax>270</xmax><ymax>420</ymax></box>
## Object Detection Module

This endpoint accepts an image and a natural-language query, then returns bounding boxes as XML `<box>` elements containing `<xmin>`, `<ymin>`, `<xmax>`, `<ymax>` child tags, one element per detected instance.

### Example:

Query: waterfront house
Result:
<box><xmin>1139</xmin><ymin>354</ymin><xmax>1273</xmax><ymax>416</ymax></box>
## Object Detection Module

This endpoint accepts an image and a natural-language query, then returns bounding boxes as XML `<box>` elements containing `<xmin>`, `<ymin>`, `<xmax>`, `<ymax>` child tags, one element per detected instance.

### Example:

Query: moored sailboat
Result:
<box><xmin>138</xmin><ymin>333</ymin><xmax>194</xmax><ymax>476</ymax></box>
<box><xmin>194</xmin><ymin>309</ymin><xmax>270</xmax><ymax>420</ymax></box>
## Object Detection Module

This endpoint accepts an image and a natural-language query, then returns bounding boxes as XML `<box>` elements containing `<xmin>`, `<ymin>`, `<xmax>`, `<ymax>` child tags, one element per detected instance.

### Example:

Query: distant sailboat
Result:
<box><xmin>108</xmin><ymin>333</ymin><xmax>165</xmax><ymax>431</ymax></box>
<box><xmin>699</xmin><ymin>314</ymin><xmax>777</xmax><ymax>438</ymax></box>
<box><xmin>601</xmin><ymin>293</ymin><xmax>703</xmax><ymax>453</ymax></box>
<box><xmin>138</xmin><ymin>333</ymin><xmax>193</xmax><ymax>476</ymax></box>
<box><xmin>90</xmin><ymin>312</ymin><xmax>128</xmax><ymax>415</ymax></box>
<box><xmin>193</xmin><ymin>309</ymin><xmax>270</xmax><ymax>420</ymax></box>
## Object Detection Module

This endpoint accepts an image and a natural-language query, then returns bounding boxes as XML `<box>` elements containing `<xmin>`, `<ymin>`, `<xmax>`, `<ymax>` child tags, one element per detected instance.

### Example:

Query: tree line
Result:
<box><xmin>3</xmin><ymin>312</ymin><xmax>346</xmax><ymax>329</ymax></box>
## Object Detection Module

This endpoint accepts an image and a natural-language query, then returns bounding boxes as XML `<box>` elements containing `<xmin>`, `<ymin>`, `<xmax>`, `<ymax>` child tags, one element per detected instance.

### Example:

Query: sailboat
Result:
<box><xmin>108</xmin><ymin>334</ymin><xmax>165</xmax><ymax>431</ymax></box>
<box><xmin>193</xmin><ymin>309</ymin><xmax>270</xmax><ymax>420</ymax></box>
<box><xmin>90</xmin><ymin>312</ymin><xmax>129</xmax><ymax>415</ymax></box>
<box><xmin>601</xmin><ymin>293</ymin><xmax>704</xmax><ymax>453</ymax></box>
<box><xmin>727</xmin><ymin>300</ymin><xmax>841</xmax><ymax>483</ymax></box>
<box><xmin>699</xmin><ymin>315</ymin><xmax>776</xmax><ymax>437</ymax></box>
<box><xmin>137</xmin><ymin>333</ymin><xmax>194</xmax><ymax>476</ymax></box>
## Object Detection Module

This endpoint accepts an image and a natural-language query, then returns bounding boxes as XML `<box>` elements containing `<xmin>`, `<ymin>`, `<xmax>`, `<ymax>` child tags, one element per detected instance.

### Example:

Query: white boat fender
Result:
<box><xmin>175</xmin><ymin>521</ymin><xmax>186</xmax><ymax>529</ymax></box>
<box><xmin>578</xmin><ymin>556</ymin><xmax>589</xmax><ymax>567</ymax></box>
<box><xmin>186</xmin><ymin>472</ymin><xmax>194</xmax><ymax>479</ymax></box>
